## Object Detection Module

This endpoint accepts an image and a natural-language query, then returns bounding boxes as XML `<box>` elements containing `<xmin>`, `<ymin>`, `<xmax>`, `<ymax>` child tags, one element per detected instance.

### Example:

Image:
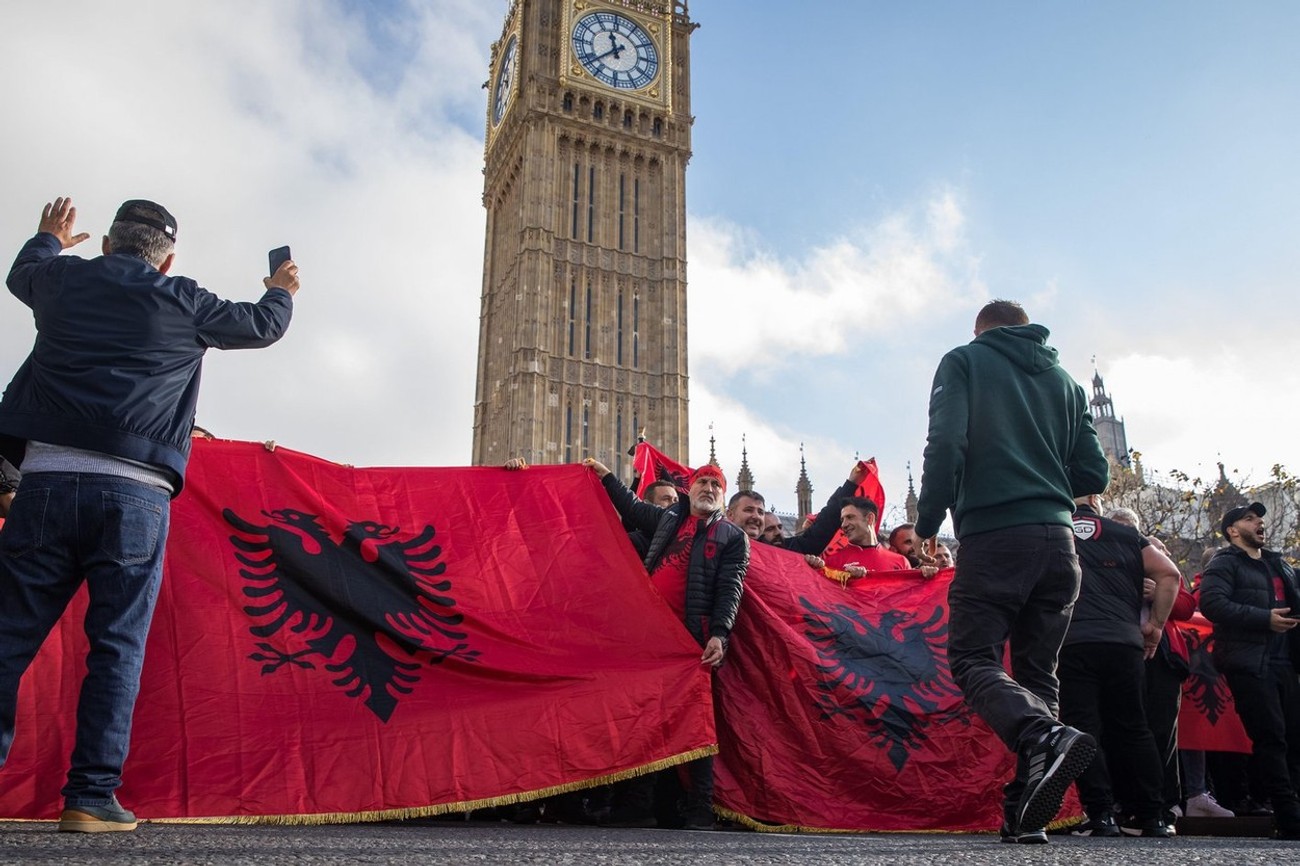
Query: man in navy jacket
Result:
<box><xmin>0</xmin><ymin>197</ymin><xmax>298</xmax><ymax>831</ymax></box>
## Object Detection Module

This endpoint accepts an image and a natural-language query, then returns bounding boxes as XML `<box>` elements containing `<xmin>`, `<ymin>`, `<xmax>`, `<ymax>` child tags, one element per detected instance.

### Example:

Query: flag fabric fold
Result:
<box><xmin>0</xmin><ymin>441</ymin><xmax>716</xmax><ymax>822</ymax></box>
<box><xmin>1176</xmin><ymin>616</ymin><xmax>1251</xmax><ymax>753</ymax></box>
<box><xmin>631</xmin><ymin>441</ymin><xmax>691</xmax><ymax>499</ymax></box>
<box><xmin>713</xmin><ymin>548</ymin><xmax>1017</xmax><ymax>832</ymax></box>
<box><xmin>819</xmin><ymin>458</ymin><xmax>886</xmax><ymax>555</ymax></box>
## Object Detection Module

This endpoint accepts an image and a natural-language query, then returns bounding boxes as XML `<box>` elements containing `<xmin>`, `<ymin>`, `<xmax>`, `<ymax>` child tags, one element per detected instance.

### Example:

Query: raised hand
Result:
<box><xmin>38</xmin><ymin>197</ymin><xmax>90</xmax><ymax>249</ymax></box>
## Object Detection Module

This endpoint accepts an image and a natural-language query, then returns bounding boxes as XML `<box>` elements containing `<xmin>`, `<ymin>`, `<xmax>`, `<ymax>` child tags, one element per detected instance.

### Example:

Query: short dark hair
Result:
<box><xmin>888</xmin><ymin>523</ymin><xmax>914</xmax><ymax>545</ymax></box>
<box><xmin>729</xmin><ymin>490</ymin><xmax>765</xmax><ymax>508</ymax></box>
<box><xmin>643</xmin><ymin>479</ymin><xmax>676</xmax><ymax>498</ymax></box>
<box><xmin>841</xmin><ymin>496</ymin><xmax>878</xmax><ymax>517</ymax></box>
<box><xmin>974</xmin><ymin>299</ymin><xmax>1029</xmax><ymax>334</ymax></box>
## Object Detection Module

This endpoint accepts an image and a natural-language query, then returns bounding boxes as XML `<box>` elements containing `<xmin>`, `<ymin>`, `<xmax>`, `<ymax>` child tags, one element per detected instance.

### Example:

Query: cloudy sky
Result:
<box><xmin>2</xmin><ymin>1</ymin><xmax>1297</xmax><ymax>518</ymax></box>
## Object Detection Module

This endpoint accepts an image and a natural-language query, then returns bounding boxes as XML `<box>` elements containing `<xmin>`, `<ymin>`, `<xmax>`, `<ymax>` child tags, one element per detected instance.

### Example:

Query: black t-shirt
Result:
<box><xmin>1066</xmin><ymin>507</ymin><xmax>1149</xmax><ymax>649</ymax></box>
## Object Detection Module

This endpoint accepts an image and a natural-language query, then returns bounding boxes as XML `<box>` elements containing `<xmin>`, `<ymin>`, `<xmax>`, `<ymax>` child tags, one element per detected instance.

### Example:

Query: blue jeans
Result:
<box><xmin>0</xmin><ymin>472</ymin><xmax>170</xmax><ymax>807</ymax></box>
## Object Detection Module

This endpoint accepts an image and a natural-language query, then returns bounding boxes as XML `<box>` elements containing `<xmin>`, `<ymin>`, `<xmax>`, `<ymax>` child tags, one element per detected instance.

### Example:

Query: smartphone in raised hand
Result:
<box><xmin>268</xmin><ymin>246</ymin><xmax>291</xmax><ymax>278</ymax></box>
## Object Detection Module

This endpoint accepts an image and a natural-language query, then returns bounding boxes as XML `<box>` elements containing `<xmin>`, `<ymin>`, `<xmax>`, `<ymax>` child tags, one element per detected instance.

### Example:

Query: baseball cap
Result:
<box><xmin>1220</xmin><ymin>501</ymin><xmax>1266</xmax><ymax>536</ymax></box>
<box><xmin>114</xmin><ymin>199</ymin><xmax>177</xmax><ymax>240</ymax></box>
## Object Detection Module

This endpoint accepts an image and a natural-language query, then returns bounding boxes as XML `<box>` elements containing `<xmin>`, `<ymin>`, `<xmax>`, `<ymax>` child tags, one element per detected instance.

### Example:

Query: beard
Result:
<box><xmin>1238</xmin><ymin>531</ymin><xmax>1265</xmax><ymax>550</ymax></box>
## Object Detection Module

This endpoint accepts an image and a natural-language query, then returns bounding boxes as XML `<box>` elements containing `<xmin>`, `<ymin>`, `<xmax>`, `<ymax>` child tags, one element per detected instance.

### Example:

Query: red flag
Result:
<box><xmin>1177</xmin><ymin>616</ymin><xmax>1251</xmax><ymax>753</ymax></box>
<box><xmin>0</xmin><ymin>440</ymin><xmax>716</xmax><ymax>821</ymax></box>
<box><xmin>713</xmin><ymin>551</ymin><xmax>1057</xmax><ymax>831</ymax></box>
<box><xmin>632</xmin><ymin>440</ymin><xmax>692</xmax><ymax>499</ymax></box>
<box><xmin>821</xmin><ymin>458</ymin><xmax>886</xmax><ymax>558</ymax></box>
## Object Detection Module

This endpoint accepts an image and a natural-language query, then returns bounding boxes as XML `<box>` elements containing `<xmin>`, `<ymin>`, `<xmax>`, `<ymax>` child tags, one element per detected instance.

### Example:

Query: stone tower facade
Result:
<box><xmin>1090</xmin><ymin>371</ymin><xmax>1130</xmax><ymax>467</ymax></box>
<box><xmin>473</xmin><ymin>0</ymin><xmax>696</xmax><ymax>478</ymax></box>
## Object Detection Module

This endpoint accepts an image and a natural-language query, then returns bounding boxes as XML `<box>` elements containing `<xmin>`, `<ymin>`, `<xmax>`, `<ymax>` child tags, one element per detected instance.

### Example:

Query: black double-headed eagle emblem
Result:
<box><xmin>802</xmin><ymin>598</ymin><xmax>966</xmax><ymax>770</ymax></box>
<box><xmin>224</xmin><ymin>508</ymin><xmax>480</xmax><ymax>722</ymax></box>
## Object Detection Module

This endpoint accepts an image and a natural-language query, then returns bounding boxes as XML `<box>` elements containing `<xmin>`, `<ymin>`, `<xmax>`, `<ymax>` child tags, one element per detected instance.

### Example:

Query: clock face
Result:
<box><xmin>571</xmin><ymin>11</ymin><xmax>659</xmax><ymax>91</ymax></box>
<box><xmin>493</xmin><ymin>35</ymin><xmax>518</xmax><ymax>125</ymax></box>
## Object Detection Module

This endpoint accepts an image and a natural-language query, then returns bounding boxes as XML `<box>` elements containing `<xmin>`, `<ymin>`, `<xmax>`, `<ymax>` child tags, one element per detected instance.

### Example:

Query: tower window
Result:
<box><xmin>618</xmin><ymin>174</ymin><xmax>626</xmax><ymax>250</ymax></box>
<box><xmin>567</xmin><ymin>278</ymin><xmax>577</xmax><ymax>356</ymax></box>
<box><xmin>564</xmin><ymin>403</ymin><xmax>573</xmax><ymax>463</ymax></box>
<box><xmin>570</xmin><ymin>161</ymin><xmax>580</xmax><ymax>238</ymax></box>
<box><xmin>616</xmin><ymin>286</ymin><xmax>624</xmax><ymax>365</ymax></box>
<box><xmin>593</xmin><ymin>102</ymin><xmax>604</xmax><ymax>120</ymax></box>
<box><xmin>616</xmin><ymin>410</ymin><xmax>624</xmax><ymax>475</ymax></box>
<box><xmin>623</xmin><ymin>110</ymin><xmax>633</xmax><ymax>128</ymax></box>
<box><xmin>582</xmin><ymin>404</ymin><xmax>590</xmax><ymax>451</ymax></box>
<box><xmin>587</xmin><ymin>165</ymin><xmax>596</xmax><ymax>243</ymax></box>
<box><xmin>563</xmin><ymin>93</ymin><xmax>573</xmax><ymax>112</ymax></box>
<box><xmin>633</xmin><ymin>178</ymin><xmax>640</xmax><ymax>253</ymax></box>
<box><xmin>584</xmin><ymin>281</ymin><xmax>593</xmax><ymax>359</ymax></box>
<box><xmin>632</xmin><ymin>294</ymin><xmax>640</xmax><ymax>368</ymax></box>
<box><xmin>653</xmin><ymin>118</ymin><xmax>663</xmax><ymax>137</ymax></box>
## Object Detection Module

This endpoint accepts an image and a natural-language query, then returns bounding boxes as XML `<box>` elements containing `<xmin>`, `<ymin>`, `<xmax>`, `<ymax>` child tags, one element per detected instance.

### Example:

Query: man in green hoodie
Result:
<box><xmin>913</xmin><ymin>300</ymin><xmax>1110</xmax><ymax>843</ymax></box>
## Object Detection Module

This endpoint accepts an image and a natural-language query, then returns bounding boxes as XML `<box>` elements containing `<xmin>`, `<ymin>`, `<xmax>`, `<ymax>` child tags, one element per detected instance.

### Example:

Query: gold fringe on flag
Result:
<box><xmin>139</xmin><ymin>745</ymin><xmax>718</xmax><ymax>827</ymax></box>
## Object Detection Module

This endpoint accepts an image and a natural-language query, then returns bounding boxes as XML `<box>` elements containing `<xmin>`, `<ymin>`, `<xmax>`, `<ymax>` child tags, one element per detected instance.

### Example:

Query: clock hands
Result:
<box><xmin>592</xmin><ymin>36</ymin><xmax>627</xmax><ymax>63</ymax></box>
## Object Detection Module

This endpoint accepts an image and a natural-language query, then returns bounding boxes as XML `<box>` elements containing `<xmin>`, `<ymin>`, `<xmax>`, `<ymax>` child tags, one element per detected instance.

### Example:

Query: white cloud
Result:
<box><xmin>684</xmin><ymin>192</ymin><xmax>988</xmax><ymax>514</ymax></box>
<box><xmin>0</xmin><ymin>1</ymin><xmax>499</xmax><ymax>468</ymax></box>
<box><xmin>688</xmin><ymin>188</ymin><xmax>985</xmax><ymax>375</ymax></box>
<box><xmin>1103</xmin><ymin>349</ymin><xmax>1300</xmax><ymax>484</ymax></box>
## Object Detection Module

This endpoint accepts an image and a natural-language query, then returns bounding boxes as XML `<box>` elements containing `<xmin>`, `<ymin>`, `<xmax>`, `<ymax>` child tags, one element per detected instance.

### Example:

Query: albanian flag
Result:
<box><xmin>820</xmin><ymin>458</ymin><xmax>887</xmax><ymax>556</ymax></box>
<box><xmin>1177</xmin><ymin>616</ymin><xmax>1251</xmax><ymax>753</ymax></box>
<box><xmin>714</xmin><ymin>547</ymin><xmax>1025</xmax><ymax>832</ymax></box>
<box><xmin>632</xmin><ymin>440</ymin><xmax>691</xmax><ymax>498</ymax></box>
<box><xmin>0</xmin><ymin>440</ymin><xmax>715</xmax><ymax>822</ymax></box>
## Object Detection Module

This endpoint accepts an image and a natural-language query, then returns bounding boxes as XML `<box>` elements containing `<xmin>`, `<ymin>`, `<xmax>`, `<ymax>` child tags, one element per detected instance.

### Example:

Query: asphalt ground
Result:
<box><xmin>1</xmin><ymin>819</ymin><xmax>1296</xmax><ymax>866</ymax></box>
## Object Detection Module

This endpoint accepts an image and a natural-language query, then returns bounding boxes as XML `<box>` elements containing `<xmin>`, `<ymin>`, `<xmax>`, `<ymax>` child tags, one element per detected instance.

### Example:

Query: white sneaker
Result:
<box><xmin>1185</xmin><ymin>793</ymin><xmax>1235</xmax><ymax>818</ymax></box>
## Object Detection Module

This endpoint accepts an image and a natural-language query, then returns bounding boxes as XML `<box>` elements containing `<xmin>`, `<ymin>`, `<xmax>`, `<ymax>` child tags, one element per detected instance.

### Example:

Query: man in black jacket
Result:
<box><xmin>584</xmin><ymin>457</ymin><xmax>749</xmax><ymax>829</ymax></box>
<box><xmin>1060</xmin><ymin>494</ymin><xmax>1179</xmax><ymax>838</ymax></box>
<box><xmin>0</xmin><ymin>197</ymin><xmax>297</xmax><ymax>832</ymax></box>
<box><xmin>1199</xmin><ymin>501</ymin><xmax>1300</xmax><ymax>839</ymax></box>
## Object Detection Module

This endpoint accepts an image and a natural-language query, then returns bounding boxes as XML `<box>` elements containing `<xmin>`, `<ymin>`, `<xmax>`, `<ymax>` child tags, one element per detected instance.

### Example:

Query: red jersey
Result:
<box><xmin>824</xmin><ymin>543</ymin><xmax>909</xmax><ymax>574</ymax></box>
<box><xmin>649</xmin><ymin>514</ymin><xmax>698</xmax><ymax>619</ymax></box>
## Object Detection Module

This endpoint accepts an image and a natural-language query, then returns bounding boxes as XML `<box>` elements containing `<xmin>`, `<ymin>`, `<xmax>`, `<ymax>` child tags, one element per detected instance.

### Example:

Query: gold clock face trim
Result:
<box><xmin>492</xmin><ymin>34</ymin><xmax>518</xmax><ymax>126</ymax></box>
<box><xmin>570</xmin><ymin>10</ymin><xmax>660</xmax><ymax>91</ymax></box>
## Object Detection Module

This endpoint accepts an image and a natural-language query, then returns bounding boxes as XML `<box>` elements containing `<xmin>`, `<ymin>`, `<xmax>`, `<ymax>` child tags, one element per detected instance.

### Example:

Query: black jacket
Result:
<box><xmin>765</xmin><ymin>478</ymin><xmax>857</xmax><ymax>555</ymax></box>
<box><xmin>601</xmin><ymin>473</ymin><xmax>748</xmax><ymax>647</ymax></box>
<box><xmin>1199</xmin><ymin>544</ymin><xmax>1300</xmax><ymax>674</ymax></box>
<box><xmin>2</xmin><ymin>233</ymin><xmax>293</xmax><ymax>494</ymax></box>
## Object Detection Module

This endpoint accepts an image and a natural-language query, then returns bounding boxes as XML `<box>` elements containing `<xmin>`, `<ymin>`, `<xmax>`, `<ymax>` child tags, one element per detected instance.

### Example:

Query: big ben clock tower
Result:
<box><xmin>473</xmin><ymin>0</ymin><xmax>696</xmax><ymax>476</ymax></box>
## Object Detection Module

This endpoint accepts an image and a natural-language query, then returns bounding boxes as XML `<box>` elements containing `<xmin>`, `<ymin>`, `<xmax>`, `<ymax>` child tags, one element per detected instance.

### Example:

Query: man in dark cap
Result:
<box><xmin>0</xmin><ymin>197</ymin><xmax>298</xmax><ymax>831</ymax></box>
<box><xmin>1199</xmin><ymin>501</ymin><xmax>1300</xmax><ymax>839</ymax></box>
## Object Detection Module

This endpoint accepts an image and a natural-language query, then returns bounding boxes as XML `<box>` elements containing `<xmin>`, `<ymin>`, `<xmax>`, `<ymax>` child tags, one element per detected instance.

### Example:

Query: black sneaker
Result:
<box><xmin>1070</xmin><ymin>811</ymin><xmax>1120</xmax><ymax>837</ymax></box>
<box><xmin>1120</xmin><ymin>817</ymin><xmax>1175</xmax><ymax>838</ymax></box>
<box><xmin>999</xmin><ymin>821</ymin><xmax>1049</xmax><ymax>844</ymax></box>
<box><xmin>58</xmin><ymin>795</ymin><xmax>138</xmax><ymax>833</ymax></box>
<box><xmin>1013</xmin><ymin>725</ymin><xmax>1098</xmax><ymax>834</ymax></box>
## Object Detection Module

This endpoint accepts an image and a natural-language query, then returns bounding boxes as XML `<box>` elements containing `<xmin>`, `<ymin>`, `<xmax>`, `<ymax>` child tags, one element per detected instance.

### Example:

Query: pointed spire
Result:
<box><xmin>905</xmin><ymin>461</ymin><xmax>919</xmax><ymax>524</ymax></box>
<box><xmin>795</xmin><ymin>442</ymin><xmax>813</xmax><ymax>523</ymax></box>
<box><xmin>707</xmin><ymin>422</ymin><xmax>719</xmax><ymax>468</ymax></box>
<box><xmin>736</xmin><ymin>433</ymin><xmax>755</xmax><ymax>492</ymax></box>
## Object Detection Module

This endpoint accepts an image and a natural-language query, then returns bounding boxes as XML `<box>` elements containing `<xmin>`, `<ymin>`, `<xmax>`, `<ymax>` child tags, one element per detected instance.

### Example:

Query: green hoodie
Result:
<box><xmin>915</xmin><ymin>323</ymin><xmax>1109</xmax><ymax>539</ymax></box>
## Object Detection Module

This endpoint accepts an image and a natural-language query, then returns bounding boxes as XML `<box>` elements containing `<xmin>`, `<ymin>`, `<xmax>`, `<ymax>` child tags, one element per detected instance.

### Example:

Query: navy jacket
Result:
<box><xmin>601</xmin><ymin>473</ymin><xmax>748</xmax><ymax>648</ymax></box>
<box><xmin>1</xmin><ymin>232</ymin><xmax>293</xmax><ymax>494</ymax></box>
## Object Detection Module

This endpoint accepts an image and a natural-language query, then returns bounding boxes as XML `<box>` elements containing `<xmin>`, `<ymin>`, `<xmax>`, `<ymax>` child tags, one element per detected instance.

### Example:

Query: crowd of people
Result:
<box><xmin>2</xmin><ymin>200</ymin><xmax>1298</xmax><ymax>844</ymax></box>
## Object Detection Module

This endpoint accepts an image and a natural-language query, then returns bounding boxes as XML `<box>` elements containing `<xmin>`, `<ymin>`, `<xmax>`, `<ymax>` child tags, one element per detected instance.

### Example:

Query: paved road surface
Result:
<box><xmin>1</xmin><ymin>819</ymin><xmax>1294</xmax><ymax>865</ymax></box>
